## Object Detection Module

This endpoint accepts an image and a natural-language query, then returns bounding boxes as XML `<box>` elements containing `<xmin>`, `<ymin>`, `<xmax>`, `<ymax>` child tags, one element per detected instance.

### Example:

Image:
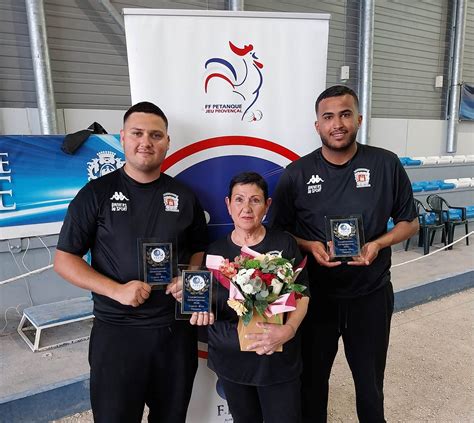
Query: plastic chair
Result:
<box><xmin>411</xmin><ymin>182</ymin><xmax>424</xmax><ymax>193</ymax></box>
<box><xmin>399</xmin><ymin>157</ymin><xmax>409</xmax><ymax>166</ymax></box>
<box><xmin>458</xmin><ymin>178</ymin><xmax>473</xmax><ymax>188</ymax></box>
<box><xmin>451</xmin><ymin>155</ymin><xmax>466</xmax><ymax>164</ymax></box>
<box><xmin>432</xmin><ymin>179</ymin><xmax>455</xmax><ymax>190</ymax></box>
<box><xmin>426</xmin><ymin>194</ymin><xmax>470</xmax><ymax>250</ymax></box>
<box><xmin>387</xmin><ymin>218</ymin><xmax>395</xmax><ymax>231</ymax></box>
<box><xmin>423</xmin><ymin>181</ymin><xmax>440</xmax><ymax>191</ymax></box>
<box><xmin>466</xmin><ymin>206</ymin><xmax>474</xmax><ymax>219</ymax></box>
<box><xmin>414</xmin><ymin>180</ymin><xmax>439</xmax><ymax>191</ymax></box>
<box><xmin>424</xmin><ymin>156</ymin><xmax>439</xmax><ymax>165</ymax></box>
<box><xmin>405</xmin><ymin>199</ymin><xmax>446</xmax><ymax>255</ymax></box>
<box><xmin>405</xmin><ymin>158</ymin><xmax>422</xmax><ymax>166</ymax></box>
<box><xmin>411</xmin><ymin>156</ymin><xmax>426</xmax><ymax>165</ymax></box>
<box><xmin>438</xmin><ymin>156</ymin><xmax>453</xmax><ymax>164</ymax></box>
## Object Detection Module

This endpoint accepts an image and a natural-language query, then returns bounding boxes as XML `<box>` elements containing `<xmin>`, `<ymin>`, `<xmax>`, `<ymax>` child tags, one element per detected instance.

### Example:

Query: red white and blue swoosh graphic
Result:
<box><xmin>163</xmin><ymin>136</ymin><xmax>299</xmax><ymax>242</ymax></box>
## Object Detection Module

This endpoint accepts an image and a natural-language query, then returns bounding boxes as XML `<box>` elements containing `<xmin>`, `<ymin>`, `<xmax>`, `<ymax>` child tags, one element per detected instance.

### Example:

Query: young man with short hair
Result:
<box><xmin>55</xmin><ymin>102</ymin><xmax>208</xmax><ymax>422</ymax></box>
<box><xmin>271</xmin><ymin>85</ymin><xmax>418</xmax><ymax>422</ymax></box>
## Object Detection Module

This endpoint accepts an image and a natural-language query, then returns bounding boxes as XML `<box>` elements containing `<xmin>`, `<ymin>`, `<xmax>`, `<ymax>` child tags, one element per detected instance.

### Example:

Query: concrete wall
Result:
<box><xmin>0</xmin><ymin>236</ymin><xmax>88</xmax><ymax>332</ymax></box>
<box><xmin>1</xmin><ymin>107</ymin><xmax>473</xmax><ymax>156</ymax></box>
<box><xmin>371</xmin><ymin>118</ymin><xmax>474</xmax><ymax>156</ymax></box>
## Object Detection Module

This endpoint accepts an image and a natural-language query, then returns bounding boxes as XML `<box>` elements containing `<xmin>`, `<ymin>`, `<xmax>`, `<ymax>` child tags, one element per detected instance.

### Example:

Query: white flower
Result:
<box><xmin>234</xmin><ymin>269</ymin><xmax>254</xmax><ymax>287</ymax></box>
<box><xmin>271</xmin><ymin>278</ymin><xmax>284</xmax><ymax>295</ymax></box>
<box><xmin>241</xmin><ymin>283</ymin><xmax>255</xmax><ymax>294</ymax></box>
<box><xmin>277</xmin><ymin>268</ymin><xmax>287</xmax><ymax>280</ymax></box>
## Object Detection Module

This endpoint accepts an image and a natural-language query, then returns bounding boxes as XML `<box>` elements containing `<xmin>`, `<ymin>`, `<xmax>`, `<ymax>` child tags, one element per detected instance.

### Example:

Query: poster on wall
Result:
<box><xmin>124</xmin><ymin>8</ymin><xmax>329</xmax><ymax>423</ymax></box>
<box><xmin>124</xmin><ymin>9</ymin><xmax>329</xmax><ymax>241</ymax></box>
<box><xmin>0</xmin><ymin>135</ymin><xmax>124</xmax><ymax>240</ymax></box>
<box><xmin>459</xmin><ymin>83</ymin><xmax>474</xmax><ymax>121</ymax></box>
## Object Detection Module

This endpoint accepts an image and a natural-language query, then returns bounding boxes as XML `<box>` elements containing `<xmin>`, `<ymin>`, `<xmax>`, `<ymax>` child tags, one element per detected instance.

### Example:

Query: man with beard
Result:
<box><xmin>270</xmin><ymin>85</ymin><xmax>418</xmax><ymax>422</ymax></box>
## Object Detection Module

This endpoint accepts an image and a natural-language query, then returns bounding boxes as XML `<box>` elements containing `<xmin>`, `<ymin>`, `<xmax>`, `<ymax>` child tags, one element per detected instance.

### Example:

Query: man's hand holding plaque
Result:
<box><xmin>325</xmin><ymin>215</ymin><xmax>365</xmax><ymax>263</ymax></box>
<box><xmin>175</xmin><ymin>267</ymin><xmax>216</xmax><ymax>323</ymax></box>
<box><xmin>181</xmin><ymin>270</ymin><xmax>213</xmax><ymax>314</ymax></box>
<box><xmin>138</xmin><ymin>241</ymin><xmax>173</xmax><ymax>287</ymax></box>
<box><xmin>346</xmin><ymin>240</ymin><xmax>381</xmax><ymax>266</ymax></box>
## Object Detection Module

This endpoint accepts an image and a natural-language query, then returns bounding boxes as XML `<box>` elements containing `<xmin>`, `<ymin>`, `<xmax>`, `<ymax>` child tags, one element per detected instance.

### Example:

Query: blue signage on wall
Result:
<box><xmin>0</xmin><ymin>134</ymin><xmax>124</xmax><ymax>239</ymax></box>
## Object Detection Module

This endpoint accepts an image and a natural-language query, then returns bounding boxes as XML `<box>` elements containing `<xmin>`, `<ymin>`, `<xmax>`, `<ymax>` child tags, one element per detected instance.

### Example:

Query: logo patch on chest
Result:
<box><xmin>354</xmin><ymin>168</ymin><xmax>371</xmax><ymax>188</ymax></box>
<box><xmin>110</xmin><ymin>191</ymin><xmax>129</xmax><ymax>212</ymax></box>
<box><xmin>307</xmin><ymin>174</ymin><xmax>324</xmax><ymax>194</ymax></box>
<box><xmin>163</xmin><ymin>192</ymin><xmax>179</xmax><ymax>212</ymax></box>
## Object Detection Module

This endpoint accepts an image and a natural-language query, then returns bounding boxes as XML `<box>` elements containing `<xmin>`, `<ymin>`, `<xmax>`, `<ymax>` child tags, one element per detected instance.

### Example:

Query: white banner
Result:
<box><xmin>124</xmin><ymin>9</ymin><xmax>329</xmax><ymax>243</ymax></box>
<box><xmin>124</xmin><ymin>9</ymin><xmax>329</xmax><ymax>422</ymax></box>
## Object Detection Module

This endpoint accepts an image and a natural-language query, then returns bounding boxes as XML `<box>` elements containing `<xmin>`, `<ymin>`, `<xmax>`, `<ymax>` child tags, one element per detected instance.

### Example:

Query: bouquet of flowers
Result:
<box><xmin>207</xmin><ymin>246</ymin><xmax>307</xmax><ymax>326</ymax></box>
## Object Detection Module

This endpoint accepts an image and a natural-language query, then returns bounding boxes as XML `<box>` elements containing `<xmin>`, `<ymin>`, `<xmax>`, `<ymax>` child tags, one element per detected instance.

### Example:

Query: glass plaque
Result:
<box><xmin>138</xmin><ymin>241</ymin><xmax>173</xmax><ymax>286</ymax></box>
<box><xmin>325</xmin><ymin>215</ymin><xmax>365</xmax><ymax>261</ymax></box>
<box><xmin>181</xmin><ymin>270</ymin><xmax>212</xmax><ymax>314</ymax></box>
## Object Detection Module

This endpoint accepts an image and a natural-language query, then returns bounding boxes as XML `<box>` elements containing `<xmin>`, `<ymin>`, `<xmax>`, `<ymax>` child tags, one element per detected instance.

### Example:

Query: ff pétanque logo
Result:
<box><xmin>204</xmin><ymin>41</ymin><xmax>264</xmax><ymax>122</ymax></box>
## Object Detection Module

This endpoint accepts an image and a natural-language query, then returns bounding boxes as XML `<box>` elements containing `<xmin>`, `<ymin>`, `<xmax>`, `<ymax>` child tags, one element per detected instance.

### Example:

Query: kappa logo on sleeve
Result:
<box><xmin>307</xmin><ymin>174</ymin><xmax>324</xmax><ymax>194</ymax></box>
<box><xmin>163</xmin><ymin>193</ymin><xmax>179</xmax><ymax>212</ymax></box>
<box><xmin>354</xmin><ymin>168</ymin><xmax>371</xmax><ymax>188</ymax></box>
<box><xmin>110</xmin><ymin>191</ymin><xmax>129</xmax><ymax>212</ymax></box>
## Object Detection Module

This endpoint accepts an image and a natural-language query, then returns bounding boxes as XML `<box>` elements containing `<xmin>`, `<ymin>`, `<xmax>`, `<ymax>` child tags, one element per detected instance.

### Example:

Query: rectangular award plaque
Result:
<box><xmin>325</xmin><ymin>215</ymin><xmax>365</xmax><ymax>261</ymax></box>
<box><xmin>181</xmin><ymin>270</ymin><xmax>212</xmax><ymax>314</ymax></box>
<box><xmin>138</xmin><ymin>241</ymin><xmax>173</xmax><ymax>286</ymax></box>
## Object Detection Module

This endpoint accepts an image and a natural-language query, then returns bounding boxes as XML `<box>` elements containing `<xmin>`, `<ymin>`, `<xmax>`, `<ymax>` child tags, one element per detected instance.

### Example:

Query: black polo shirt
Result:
<box><xmin>57</xmin><ymin>167</ymin><xmax>208</xmax><ymax>327</ymax></box>
<box><xmin>270</xmin><ymin>143</ymin><xmax>416</xmax><ymax>298</ymax></box>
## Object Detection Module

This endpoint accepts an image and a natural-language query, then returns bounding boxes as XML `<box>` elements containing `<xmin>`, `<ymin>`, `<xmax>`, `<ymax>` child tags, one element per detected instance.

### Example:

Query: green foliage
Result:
<box><xmin>243</xmin><ymin>259</ymin><xmax>260</xmax><ymax>269</ymax></box>
<box><xmin>265</xmin><ymin>293</ymin><xmax>279</xmax><ymax>303</ymax></box>
<box><xmin>254</xmin><ymin>300</ymin><xmax>268</xmax><ymax>317</ymax></box>
<box><xmin>285</xmin><ymin>283</ymin><xmax>307</xmax><ymax>293</ymax></box>
<box><xmin>241</xmin><ymin>309</ymin><xmax>253</xmax><ymax>326</ymax></box>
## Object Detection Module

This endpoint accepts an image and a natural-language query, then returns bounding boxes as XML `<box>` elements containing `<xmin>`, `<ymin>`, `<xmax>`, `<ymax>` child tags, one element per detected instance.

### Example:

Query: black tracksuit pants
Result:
<box><xmin>220</xmin><ymin>377</ymin><xmax>302</xmax><ymax>423</ymax></box>
<box><xmin>301</xmin><ymin>282</ymin><xmax>394</xmax><ymax>423</ymax></box>
<box><xmin>88</xmin><ymin>319</ymin><xmax>198</xmax><ymax>423</ymax></box>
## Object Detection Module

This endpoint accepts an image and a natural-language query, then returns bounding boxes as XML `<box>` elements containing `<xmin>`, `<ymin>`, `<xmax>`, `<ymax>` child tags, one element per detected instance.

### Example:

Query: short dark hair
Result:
<box><xmin>228</xmin><ymin>172</ymin><xmax>269</xmax><ymax>200</ymax></box>
<box><xmin>123</xmin><ymin>101</ymin><xmax>168</xmax><ymax>128</ymax></box>
<box><xmin>315</xmin><ymin>85</ymin><xmax>359</xmax><ymax>114</ymax></box>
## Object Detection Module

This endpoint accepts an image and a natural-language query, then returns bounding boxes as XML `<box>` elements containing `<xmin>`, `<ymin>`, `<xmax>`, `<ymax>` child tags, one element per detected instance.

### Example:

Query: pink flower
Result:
<box><xmin>219</xmin><ymin>258</ymin><xmax>238</xmax><ymax>278</ymax></box>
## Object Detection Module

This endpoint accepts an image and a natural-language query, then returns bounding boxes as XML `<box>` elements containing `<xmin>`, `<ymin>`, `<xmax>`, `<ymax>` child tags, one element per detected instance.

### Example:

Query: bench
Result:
<box><xmin>17</xmin><ymin>297</ymin><xmax>94</xmax><ymax>352</ymax></box>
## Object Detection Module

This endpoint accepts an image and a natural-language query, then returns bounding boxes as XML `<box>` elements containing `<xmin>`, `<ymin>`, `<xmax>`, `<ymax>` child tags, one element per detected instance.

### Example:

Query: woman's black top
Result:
<box><xmin>206</xmin><ymin>228</ymin><xmax>308</xmax><ymax>386</ymax></box>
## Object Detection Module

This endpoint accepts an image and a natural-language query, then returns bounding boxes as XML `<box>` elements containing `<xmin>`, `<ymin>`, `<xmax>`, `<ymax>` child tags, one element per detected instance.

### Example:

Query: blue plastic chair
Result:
<box><xmin>405</xmin><ymin>199</ymin><xmax>446</xmax><ymax>255</ymax></box>
<box><xmin>435</xmin><ymin>180</ymin><xmax>456</xmax><ymax>190</ymax></box>
<box><xmin>405</xmin><ymin>158</ymin><xmax>422</xmax><ymax>166</ymax></box>
<box><xmin>423</xmin><ymin>181</ymin><xmax>440</xmax><ymax>191</ymax></box>
<box><xmin>387</xmin><ymin>218</ymin><xmax>395</xmax><ymax>231</ymax></box>
<box><xmin>399</xmin><ymin>157</ymin><xmax>409</xmax><ymax>166</ymax></box>
<box><xmin>427</xmin><ymin>194</ymin><xmax>469</xmax><ymax>249</ymax></box>
<box><xmin>466</xmin><ymin>206</ymin><xmax>474</xmax><ymax>219</ymax></box>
